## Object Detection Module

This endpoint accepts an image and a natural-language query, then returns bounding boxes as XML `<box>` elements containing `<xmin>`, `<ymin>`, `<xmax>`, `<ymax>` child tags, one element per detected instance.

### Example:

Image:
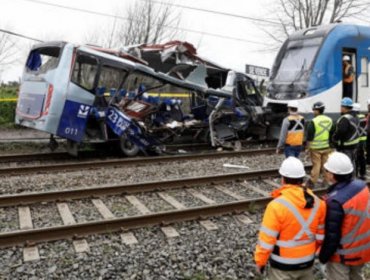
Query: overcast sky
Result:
<box><xmin>0</xmin><ymin>0</ymin><xmax>338</xmax><ymax>82</ymax></box>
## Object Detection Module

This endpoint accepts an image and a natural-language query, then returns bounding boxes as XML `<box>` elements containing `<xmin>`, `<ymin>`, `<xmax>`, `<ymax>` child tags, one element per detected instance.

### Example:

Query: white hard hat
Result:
<box><xmin>352</xmin><ymin>103</ymin><xmax>361</xmax><ymax>112</ymax></box>
<box><xmin>367</xmin><ymin>98</ymin><xmax>370</xmax><ymax>105</ymax></box>
<box><xmin>324</xmin><ymin>152</ymin><xmax>353</xmax><ymax>175</ymax></box>
<box><xmin>287</xmin><ymin>100</ymin><xmax>299</xmax><ymax>109</ymax></box>
<box><xmin>343</xmin><ymin>55</ymin><xmax>351</xmax><ymax>61</ymax></box>
<box><xmin>279</xmin><ymin>157</ymin><xmax>306</xmax><ymax>178</ymax></box>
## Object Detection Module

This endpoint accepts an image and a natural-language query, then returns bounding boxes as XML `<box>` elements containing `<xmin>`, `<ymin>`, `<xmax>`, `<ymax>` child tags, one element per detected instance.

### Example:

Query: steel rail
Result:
<box><xmin>0</xmin><ymin>188</ymin><xmax>327</xmax><ymax>248</ymax></box>
<box><xmin>0</xmin><ymin>148</ymin><xmax>276</xmax><ymax>176</ymax></box>
<box><xmin>0</xmin><ymin>166</ymin><xmax>296</xmax><ymax>207</ymax></box>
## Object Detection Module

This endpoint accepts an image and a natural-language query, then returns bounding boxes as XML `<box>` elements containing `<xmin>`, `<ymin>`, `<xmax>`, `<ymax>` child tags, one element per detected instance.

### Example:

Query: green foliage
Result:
<box><xmin>0</xmin><ymin>86</ymin><xmax>17</xmax><ymax>126</ymax></box>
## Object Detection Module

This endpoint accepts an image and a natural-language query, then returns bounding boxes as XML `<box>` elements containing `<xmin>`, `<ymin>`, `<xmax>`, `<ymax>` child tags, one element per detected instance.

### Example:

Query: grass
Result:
<box><xmin>0</xmin><ymin>86</ymin><xmax>18</xmax><ymax>127</ymax></box>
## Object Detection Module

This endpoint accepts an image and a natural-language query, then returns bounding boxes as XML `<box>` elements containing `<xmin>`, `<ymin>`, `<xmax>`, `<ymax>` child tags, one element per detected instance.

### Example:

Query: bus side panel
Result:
<box><xmin>56</xmin><ymin>79</ymin><xmax>96</xmax><ymax>142</ymax></box>
<box><xmin>56</xmin><ymin>100</ymin><xmax>91</xmax><ymax>142</ymax></box>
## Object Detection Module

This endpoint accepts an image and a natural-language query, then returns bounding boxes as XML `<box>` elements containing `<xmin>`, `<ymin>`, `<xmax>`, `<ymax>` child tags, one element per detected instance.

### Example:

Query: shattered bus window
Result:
<box><xmin>26</xmin><ymin>47</ymin><xmax>61</xmax><ymax>73</ymax></box>
<box><xmin>71</xmin><ymin>53</ymin><xmax>98</xmax><ymax>92</ymax></box>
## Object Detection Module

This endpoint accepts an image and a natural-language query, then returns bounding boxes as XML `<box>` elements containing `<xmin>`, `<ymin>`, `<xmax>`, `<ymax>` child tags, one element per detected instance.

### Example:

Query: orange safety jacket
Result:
<box><xmin>343</xmin><ymin>64</ymin><xmax>354</xmax><ymax>84</ymax></box>
<box><xmin>286</xmin><ymin>115</ymin><xmax>305</xmax><ymax>146</ymax></box>
<box><xmin>254</xmin><ymin>184</ymin><xmax>326</xmax><ymax>270</ymax></box>
<box><xmin>327</xmin><ymin>181</ymin><xmax>370</xmax><ymax>265</ymax></box>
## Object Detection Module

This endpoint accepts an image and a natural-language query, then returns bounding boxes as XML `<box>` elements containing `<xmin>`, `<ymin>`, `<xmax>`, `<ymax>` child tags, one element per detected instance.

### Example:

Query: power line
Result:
<box><xmin>0</xmin><ymin>28</ymin><xmax>43</xmax><ymax>42</ymax></box>
<box><xmin>17</xmin><ymin>0</ymin><xmax>269</xmax><ymax>46</ymax></box>
<box><xmin>146</xmin><ymin>0</ymin><xmax>280</xmax><ymax>25</ymax></box>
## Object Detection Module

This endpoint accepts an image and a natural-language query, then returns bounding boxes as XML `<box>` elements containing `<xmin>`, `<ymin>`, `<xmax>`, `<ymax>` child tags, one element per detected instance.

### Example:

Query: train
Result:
<box><xmin>265</xmin><ymin>23</ymin><xmax>370</xmax><ymax>134</ymax></box>
<box><xmin>15</xmin><ymin>42</ymin><xmax>267</xmax><ymax>156</ymax></box>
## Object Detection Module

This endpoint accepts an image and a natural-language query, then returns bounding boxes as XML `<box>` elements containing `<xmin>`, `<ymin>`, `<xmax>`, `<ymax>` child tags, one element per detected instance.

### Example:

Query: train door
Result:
<box><xmin>342</xmin><ymin>49</ymin><xmax>357</xmax><ymax>101</ymax></box>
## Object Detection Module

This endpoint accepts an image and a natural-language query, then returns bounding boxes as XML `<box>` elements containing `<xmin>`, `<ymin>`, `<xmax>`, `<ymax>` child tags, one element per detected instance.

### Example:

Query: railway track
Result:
<box><xmin>0</xmin><ymin>147</ymin><xmax>276</xmax><ymax>176</ymax></box>
<box><xmin>0</xmin><ymin>166</ymin><xmax>323</xmax><ymax>253</ymax></box>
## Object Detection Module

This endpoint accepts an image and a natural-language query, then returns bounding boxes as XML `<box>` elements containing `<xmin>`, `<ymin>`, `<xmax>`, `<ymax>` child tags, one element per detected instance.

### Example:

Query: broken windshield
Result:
<box><xmin>274</xmin><ymin>37</ymin><xmax>322</xmax><ymax>83</ymax></box>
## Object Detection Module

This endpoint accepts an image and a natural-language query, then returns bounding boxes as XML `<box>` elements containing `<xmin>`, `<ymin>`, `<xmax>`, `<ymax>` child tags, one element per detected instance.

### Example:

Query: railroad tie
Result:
<box><xmin>186</xmin><ymin>189</ymin><xmax>218</xmax><ymax>231</ymax></box>
<box><xmin>125</xmin><ymin>195</ymin><xmax>180</xmax><ymax>239</ymax></box>
<box><xmin>18</xmin><ymin>206</ymin><xmax>39</xmax><ymax>262</ymax></box>
<box><xmin>91</xmin><ymin>199</ymin><xmax>139</xmax><ymax>245</ymax></box>
<box><xmin>240</xmin><ymin>182</ymin><xmax>270</xmax><ymax>197</ymax></box>
<box><xmin>263</xmin><ymin>179</ymin><xmax>281</xmax><ymax>189</ymax></box>
<box><xmin>215</xmin><ymin>186</ymin><xmax>245</xmax><ymax>200</ymax></box>
<box><xmin>56</xmin><ymin>203</ymin><xmax>89</xmax><ymax>253</ymax></box>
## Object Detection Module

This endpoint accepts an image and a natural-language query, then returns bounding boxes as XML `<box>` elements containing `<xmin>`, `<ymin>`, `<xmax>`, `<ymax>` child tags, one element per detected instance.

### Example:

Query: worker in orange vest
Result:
<box><xmin>342</xmin><ymin>55</ymin><xmax>354</xmax><ymax>99</ymax></box>
<box><xmin>276</xmin><ymin>100</ymin><xmax>305</xmax><ymax>158</ymax></box>
<box><xmin>254</xmin><ymin>157</ymin><xmax>326</xmax><ymax>279</ymax></box>
<box><xmin>319</xmin><ymin>152</ymin><xmax>370</xmax><ymax>279</ymax></box>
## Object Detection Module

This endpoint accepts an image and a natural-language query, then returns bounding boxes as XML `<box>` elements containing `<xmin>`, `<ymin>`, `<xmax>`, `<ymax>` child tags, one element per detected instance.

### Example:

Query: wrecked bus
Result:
<box><xmin>16</xmin><ymin>41</ymin><xmax>260</xmax><ymax>156</ymax></box>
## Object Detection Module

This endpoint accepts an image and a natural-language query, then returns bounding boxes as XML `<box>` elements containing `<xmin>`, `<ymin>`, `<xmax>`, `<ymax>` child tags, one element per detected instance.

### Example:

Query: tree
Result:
<box><xmin>0</xmin><ymin>27</ymin><xmax>17</xmax><ymax>78</ymax></box>
<box><xmin>265</xmin><ymin>0</ymin><xmax>370</xmax><ymax>43</ymax></box>
<box><xmin>84</xmin><ymin>0</ymin><xmax>182</xmax><ymax>49</ymax></box>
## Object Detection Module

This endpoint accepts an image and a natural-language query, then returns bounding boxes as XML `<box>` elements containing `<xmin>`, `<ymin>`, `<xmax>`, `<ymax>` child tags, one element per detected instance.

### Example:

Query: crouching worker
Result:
<box><xmin>254</xmin><ymin>157</ymin><xmax>326</xmax><ymax>279</ymax></box>
<box><xmin>319</xmin><ymin>152</ymin><xmax>370</xmax><ymax>280</ymax></box>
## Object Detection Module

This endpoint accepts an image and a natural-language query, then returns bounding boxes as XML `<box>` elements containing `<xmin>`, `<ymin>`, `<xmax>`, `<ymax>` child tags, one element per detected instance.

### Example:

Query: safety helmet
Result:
<box><xmin>324</xmin><ymin>152</ymin><xmax>353</xmax><ymax>175</ymax></box>
<box><xmin>287</xmin><ymin>100</ymin><xmax>299</xmax><ymax>109</ymax></box>
<box><xmin>367</xmin><ymin>98</ymin><xmax>370</xmax><ymax>105</ymax></box>
<box><xmin>279</xmin><ymin>157</ymin><xmax>306</xmax><ymax>178</ymax></box>
<box><xmin>341</xmin><ymin>97</ymin><xmax>353</xmax><ymax>107</ymax></box>
<box><xmin>312</xmin><ymin>101</ymin><xmax>325</xmax><ymax>110</ymax></box>
<box><xmin>343</xmin><ymin>55</ymin><xmax>351</xmax><ymax>61</ymax></box>
<box><xmin>352</xmin><ymin>103</ymin><xmax>361</xmax><ymax>112</ymax></box>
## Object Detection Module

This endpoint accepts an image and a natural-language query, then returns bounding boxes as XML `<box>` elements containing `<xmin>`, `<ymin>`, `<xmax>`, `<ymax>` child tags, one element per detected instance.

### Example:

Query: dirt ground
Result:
<box><xmin>0</xmin><ymin>127</ymin><xmax>50</xmax><ymax>140</ymax></box>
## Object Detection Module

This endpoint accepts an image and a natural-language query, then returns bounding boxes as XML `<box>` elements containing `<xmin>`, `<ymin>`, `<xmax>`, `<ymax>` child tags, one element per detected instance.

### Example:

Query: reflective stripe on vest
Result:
<box><xmin>358</xmin><ymin>114</ymin><xmax>367</xmax><ymax>142</ymax></box>
<box><xmin>270</xmin><ymin>253</ymin><xmax>316</xmax><ymax>265</ymax></box>
<box><xmin>337</xmin><ymin>114</ymin><xmax>359</xmax><ymax>146</ymax></box>
<box><xmin>311</xmin><ymin>115</ymin><xmax>332</xmax><ymax>149</ymax></box>
<box><xmin>339</xmin><ymin>199</ymin><xmax>370</xmax><ymax>248</ymax></box>
<box><xmin>286</xmin><ymin>115</ymin><xmax>304</xmax><ymax>146</ymax></box>
<box><xmin>270</xmin><ymin>197</ymin><xmax>319</xmax><ymax>264</ymax></box>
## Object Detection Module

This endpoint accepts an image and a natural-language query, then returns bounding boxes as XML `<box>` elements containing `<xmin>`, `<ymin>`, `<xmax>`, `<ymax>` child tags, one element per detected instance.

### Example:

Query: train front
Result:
<box><xmin>264</xmin><ymin>29</ymin><xmax>328</xmax><ymax>138</ymax></box>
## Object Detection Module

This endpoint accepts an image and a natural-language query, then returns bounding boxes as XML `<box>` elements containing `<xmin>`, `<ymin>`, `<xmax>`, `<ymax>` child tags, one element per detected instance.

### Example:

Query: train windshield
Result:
<box><xmin>274</xmin><ymin>37</ymin><xmax>322</xmax><ymax>83</ymax></box>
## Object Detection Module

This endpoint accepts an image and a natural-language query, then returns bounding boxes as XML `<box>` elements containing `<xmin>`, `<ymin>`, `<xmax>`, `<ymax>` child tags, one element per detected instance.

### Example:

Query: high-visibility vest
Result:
<box><xmin>254</xmin><ymin>185</ymin><xmax>326</xmax><ymax>270</ymax></box>
<box><xmin>357</xmin><ymin>113</ymin><xmax>367</xmax><ymax>142</ymax></box>
<box><xmin>336</xmin><ymin>114</ymin><xmax>359</xmax><ymax>146</ymax></box>
<box><xmin>310</xmin><ymin>115</ymin><xmax>333</xmax><ymax>150</ymax></box>
<box><xmin>326</xmin><ymin>180</ymin><xmax>370</xmax><ymax>265</ymax></box>
<box><xmin>343</xmin><ymin>64</ymin><xmax>354</xmax><ymax>84</ymax></box>
<box><xmin>286</xmin><ymin>115</ymin><xmax>305</xmax><ymax>146</ymax></box>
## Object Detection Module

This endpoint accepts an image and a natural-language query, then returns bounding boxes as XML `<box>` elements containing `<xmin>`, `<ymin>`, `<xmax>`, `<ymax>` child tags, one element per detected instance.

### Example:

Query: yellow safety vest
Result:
<box><xmin>310</xmin><ymin>115</ymin><xmax>333</xmax><ymax>150</ymax></box>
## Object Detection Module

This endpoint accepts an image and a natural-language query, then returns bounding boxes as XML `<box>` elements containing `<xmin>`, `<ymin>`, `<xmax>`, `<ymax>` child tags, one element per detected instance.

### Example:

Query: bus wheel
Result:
<box><xmin>67</xmin><ymin>139</ymin><xmax>78</xmax><ymax>157</ymax></box>
<box><xmin>119</xmin><ymin>135</ymin><xmax>139</xmax><ymax>156</ymax></box>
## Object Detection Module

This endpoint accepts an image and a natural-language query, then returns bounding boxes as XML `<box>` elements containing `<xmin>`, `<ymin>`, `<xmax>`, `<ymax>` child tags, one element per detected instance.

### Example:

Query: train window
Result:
<box><xmin>26</xmin><ymin>47</ymin><xmax>61</xmax><ymax>73</ymax></box>
<box><xmin>360</xmin><ymin>57</ymin><xmax>368</xmax><ymax>87</ymax></box>
<box><xmin>71</xmin><ymin>53</ymin><xmax>98</xmax><ymax>92</ymax></box>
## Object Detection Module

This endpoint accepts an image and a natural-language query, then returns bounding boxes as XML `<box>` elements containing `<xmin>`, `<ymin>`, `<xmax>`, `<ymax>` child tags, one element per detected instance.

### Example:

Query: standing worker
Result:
<box><xmin>352</xmin><ymin>103</ymin><xmax>367</xmax><ymax>180</ymax></box>
<box><xmin>342</xmin><ymin>55</ymin><xmax>354</xmax><ymax>99</ymax></box>
<box><xmin>305</xmin><ymin>101</ymin><xmax>334</xmax><ymax>188</ymax></box>
<box><xmin>332</xmin><ymin>97</ymin><xmax>359</xmax><ymax>166</ymax></box>
<box><xmin>254</xmin><ymin>157</ymin><xmax>326</xmax><ymax>279</ymax></box>
<box><xmin>276</xmin><ymin>101</ymin><xmax>305</xmax><ymax>158</ymax></box>
<box><xmin>319</xmin><ymin>152</ymin><xmax>370</xmax><ymax>279</ymax></box>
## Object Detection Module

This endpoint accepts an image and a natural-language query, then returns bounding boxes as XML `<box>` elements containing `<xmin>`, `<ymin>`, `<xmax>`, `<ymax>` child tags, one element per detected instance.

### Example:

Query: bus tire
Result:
<box><xmin>119</xmin><ymin>135</ymin><xmax>139</xmax><ymax>156</ymax></box>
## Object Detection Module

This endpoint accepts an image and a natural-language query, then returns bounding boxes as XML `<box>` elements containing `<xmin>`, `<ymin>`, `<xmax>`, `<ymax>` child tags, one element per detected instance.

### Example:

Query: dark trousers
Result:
<box><xmin>338</xmin><ymin>147</ymin><xmax>357</xmax><ymax>176</ymax></box>
<box><xmin>356</xmin><ymin>141</ymin><xmax>366</xmax><ymax>178</ymax></box>
<box><xmin>284</xmin><ymin>145</ymin><xmax>302</xmax><ymax>158</ymax></box>
<box><xmin>343</xmin><ymin>83</ymin><xmax>353</xmax><ymax>98</ymax></box>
